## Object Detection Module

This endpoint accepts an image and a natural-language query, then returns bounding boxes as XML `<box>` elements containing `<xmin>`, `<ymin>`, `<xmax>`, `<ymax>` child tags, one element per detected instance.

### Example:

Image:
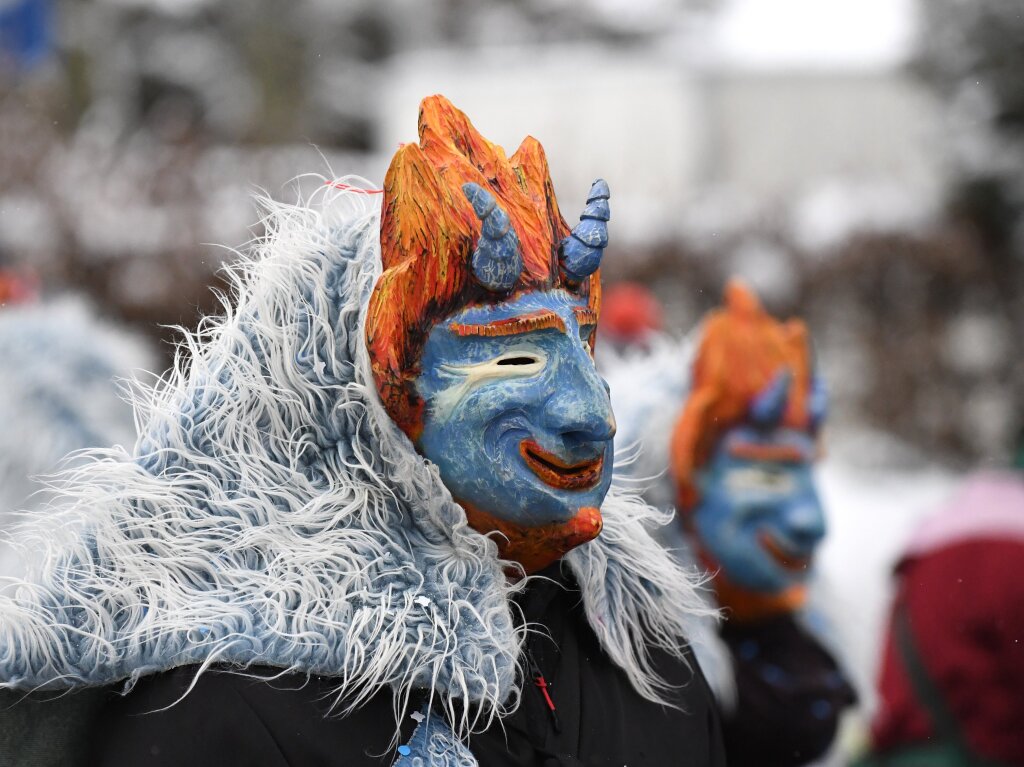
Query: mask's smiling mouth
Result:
<box><xmin>519</xmin><ymin>439</ymin><xmax>604</xmax><ymax>491</ymax></box>
<box><xmin>758</xmin><ymin>531</ymin><xmax>811</xmax><ymax>572</ymax></box>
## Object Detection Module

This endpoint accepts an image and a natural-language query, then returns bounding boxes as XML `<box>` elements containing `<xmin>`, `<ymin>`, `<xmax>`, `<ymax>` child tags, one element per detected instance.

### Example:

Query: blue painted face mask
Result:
<box><xmin>416</xmin><ymin>289</ymin><xmax>616</xmax><ymax>573</ymax></box>
<box><xmin>694</xmin><ymin>424</ymin><xmax>825</xmax><ymax>595</ymax></box>
<box><xmin>366</xmin><ymin>94</ymin><xmax>614</xmax><ymax>572</ymax></box>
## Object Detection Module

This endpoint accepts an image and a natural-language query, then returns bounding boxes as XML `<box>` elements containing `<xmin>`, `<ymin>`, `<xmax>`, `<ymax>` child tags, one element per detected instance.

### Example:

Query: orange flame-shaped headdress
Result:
<box><xmin>366</xmin><ymin>95</ymin><xmax>606</xmax><ymax>439</ymax></box>
<box><xmin>670</xmin><ymin>279</ymin><xmax>823</xmax><ymax>511</ymax></box>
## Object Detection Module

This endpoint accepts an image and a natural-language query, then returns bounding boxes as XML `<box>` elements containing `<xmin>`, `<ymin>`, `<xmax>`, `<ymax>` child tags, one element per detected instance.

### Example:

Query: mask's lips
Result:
<box><xmin>519</xmin><ymin>439</ymin><xmax>604</xmax><ymax>491</ymax></box>
<box><xmin>758</xmin><ymin>531</ymin><xmax>812</xmax><ymax>572</ymax></box>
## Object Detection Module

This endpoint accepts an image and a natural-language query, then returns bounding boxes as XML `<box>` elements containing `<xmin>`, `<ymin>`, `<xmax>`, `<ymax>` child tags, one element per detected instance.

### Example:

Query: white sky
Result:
<box><xmin>709</xmin><ymin>0</ymin><xmax>918</xmax><ymax>70</ymax></box>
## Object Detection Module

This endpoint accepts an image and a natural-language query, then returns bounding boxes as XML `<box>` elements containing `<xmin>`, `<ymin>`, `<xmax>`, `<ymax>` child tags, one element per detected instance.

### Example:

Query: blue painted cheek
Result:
<box><xmin>694</xmin><ymin>471</ymin><xmax>768</xmax><ymax>585</ymax></box>
<box><xmin>421</xmin><ymin>379</ymin><xmax>541</xmax><ymax>499</ymax></box>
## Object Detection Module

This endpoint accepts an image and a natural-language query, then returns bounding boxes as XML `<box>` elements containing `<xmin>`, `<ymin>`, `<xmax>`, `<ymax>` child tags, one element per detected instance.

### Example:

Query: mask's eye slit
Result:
<box><xmin>497</xmin><ymin>355</ymin><xmax>538</xmax><ymax>366</ymax></box>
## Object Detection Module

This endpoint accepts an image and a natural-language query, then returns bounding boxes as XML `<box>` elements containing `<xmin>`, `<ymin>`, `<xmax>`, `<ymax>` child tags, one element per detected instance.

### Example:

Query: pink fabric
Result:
<box><xmin>902</xmin><ymin>472</ymin><xmax>1024</xmax><ymax>559</ymax></box>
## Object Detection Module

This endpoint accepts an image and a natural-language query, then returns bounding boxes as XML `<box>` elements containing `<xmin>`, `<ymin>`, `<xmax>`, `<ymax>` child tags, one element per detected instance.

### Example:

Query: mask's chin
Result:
<box><xmin>696</xmin><ymin>541</ymin><xmax>809</xmax><ymax>622</ymax></box>
<box><xmin>461</xmin><ymin>501</ymin><xmax>603</xmax><ymax>577</ymax></box>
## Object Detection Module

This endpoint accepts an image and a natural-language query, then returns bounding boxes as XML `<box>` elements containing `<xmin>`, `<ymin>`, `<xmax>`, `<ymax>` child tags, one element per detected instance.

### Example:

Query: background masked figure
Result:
<box><xmin>0</xmin><ymin>96</ymin><xmax>723</xmax><ymax>766</ymax></box>
<box><xmin>0</xmin><ymin>266</ymin><xmax>153</xmax><ymax>577</ymax></box>
<box><xmin>668</xmin><ymin>279</ymin><xmax>856</xmax><ymax>767</ymax></box>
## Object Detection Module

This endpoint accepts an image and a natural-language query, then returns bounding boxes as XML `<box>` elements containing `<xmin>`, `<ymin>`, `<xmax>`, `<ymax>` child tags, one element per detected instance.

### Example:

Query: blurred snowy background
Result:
<box><xmin>2</xmin><ymin>0</ymin><xmax>1020</xmax><ymax>462</ymax></box>
<box><xmin>1</xmin><ymin>0</ymin><xmax>1022</xmax><ymax>743</ymax></box>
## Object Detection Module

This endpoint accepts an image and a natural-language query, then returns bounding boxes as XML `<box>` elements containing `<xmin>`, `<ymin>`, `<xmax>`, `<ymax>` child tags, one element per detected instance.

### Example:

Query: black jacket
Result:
<box><xmin>719</xmin><ymin>613</ymin><xmax>857</xmax><ymax>767</ymax></box>
<box><xmin>83</xmin><ymin>568</ymin><xmax>725</xmax><ymax>766</ymax></box>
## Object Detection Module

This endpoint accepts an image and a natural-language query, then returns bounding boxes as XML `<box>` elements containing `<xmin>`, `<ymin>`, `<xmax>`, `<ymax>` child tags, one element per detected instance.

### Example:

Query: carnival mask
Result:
<box><xmin>695</xmin><ymin>422</ymin><xmax>824</xmax><ymax>594</ymax></box>
<box><xmin>366</xmin><ymin>96</ymin><xmax>613</xmax><ymax>573</ymax></box>
<box><xmin>671</xmin><ymin>281</ymin><xmax>827</xmax><ymax>609</ymax></box>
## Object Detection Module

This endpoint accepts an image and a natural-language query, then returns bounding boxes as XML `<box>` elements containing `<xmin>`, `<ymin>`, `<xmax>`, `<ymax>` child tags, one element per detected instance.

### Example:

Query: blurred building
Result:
<box><xmin>376</xmin><ymin>0</ymin><xmax>942</xmax><ymax>249</ymax></box>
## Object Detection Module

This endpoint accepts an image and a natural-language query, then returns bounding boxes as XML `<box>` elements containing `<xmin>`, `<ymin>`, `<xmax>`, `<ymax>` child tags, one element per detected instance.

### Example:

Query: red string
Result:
<box><xmin>534</xmin><ymin>674</ymin><xmax>557</xmax><ymax>712</ymax></box>
<box><xmin>325</xmin><ymin>181</ymin><xmax>384</xmax><ymax>194</ymax></box>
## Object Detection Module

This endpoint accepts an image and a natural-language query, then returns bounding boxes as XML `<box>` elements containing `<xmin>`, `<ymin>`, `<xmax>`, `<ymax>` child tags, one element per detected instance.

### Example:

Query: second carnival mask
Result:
<box><xmin>671</xmin><ymin>281</ymin><xmax>828</xmax><ymax>616</ymax></box>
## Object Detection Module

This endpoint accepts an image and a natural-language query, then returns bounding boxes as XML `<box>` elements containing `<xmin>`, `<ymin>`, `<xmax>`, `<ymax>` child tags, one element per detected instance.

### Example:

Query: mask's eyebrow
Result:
<box><xmin>573</xmin><ymin>307</ymin><xmax>598</xmax><ymax>327</ymax></box>
<box><xmin>450</xmin><ymin>309</ymin><xmax>567</xmax><ymax>338</ymax></box>
<box><xmin>728</xmin><ymin>442</ymin><xmax>809</xmax><ymax>463</ymax></box>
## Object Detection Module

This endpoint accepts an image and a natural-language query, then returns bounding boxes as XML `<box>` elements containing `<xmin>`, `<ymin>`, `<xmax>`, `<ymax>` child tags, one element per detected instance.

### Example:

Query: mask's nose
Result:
<box><xmin>781</xmin><ymin>497</ymin><xmax>826</xmax><ymax>551</ymax></box>
<box><xmin>540</xmin><ymin>353</ymin><xmax>616</xmax><ymax>445</ymax></box>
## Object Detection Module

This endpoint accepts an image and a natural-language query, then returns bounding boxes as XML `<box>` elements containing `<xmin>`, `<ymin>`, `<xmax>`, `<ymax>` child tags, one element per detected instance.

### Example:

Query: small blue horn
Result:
<box><xmin>750</xmin><ymin>369</ymin><xmax>791</xmax><ymax>428</ymax></box>
<box><xmin>462</xmin><ymin>183</ymin><xmax>523</xmax><ymax>292</ymax></box>
<box><xmin>808</xmin><ymin>374</ymin><xmax>828</xmax><ymax>432</ymax></box>
<box><xmin>560</xmin><ymin>179</ymin><xmax>610</xmax><ymax>283</ymax></box>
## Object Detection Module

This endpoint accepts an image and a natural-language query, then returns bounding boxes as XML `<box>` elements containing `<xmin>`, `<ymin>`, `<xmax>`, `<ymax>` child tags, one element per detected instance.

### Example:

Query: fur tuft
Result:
<box><xmin>565</xmin><ymin>481</ymin><xmax>718</xmax><ymax>705</ymax></box>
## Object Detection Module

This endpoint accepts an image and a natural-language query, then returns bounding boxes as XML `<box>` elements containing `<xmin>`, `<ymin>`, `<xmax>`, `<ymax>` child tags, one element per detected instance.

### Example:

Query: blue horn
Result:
<box><xmin>560</xmin><ymin>178</ymin><xmax>610</xmax><ymax>283</ymax></box>
<box><xmin>462</xmin><ymin>182</ymin><xmax>523</xmax><ymax>292</ymax></box>
<box><xmin>808</xmin><ymin>374</ymin><xmax>828</xmax><ymax>432</ymax></box>
<box><xmin>750</xmin><ymin>369</ymin><xmax>791</xmax><ymax>428</ymax></box>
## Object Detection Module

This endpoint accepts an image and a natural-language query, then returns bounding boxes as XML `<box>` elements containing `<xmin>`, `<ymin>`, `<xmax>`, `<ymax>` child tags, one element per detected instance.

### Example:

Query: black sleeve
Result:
<box><xmin>698</xmin><ymin>654</ymin><xmax>729</xmax><ymax>767</ymax></box>
<box><xmin>0</xmin><ymin>687</ymin><xmax>106</xmax><ymax>767</ymax></box>
<box><xmin>88</xmin><ymin>667</ymin><xmax>410</xmax><ymax>767</ymax></box>
<box><xmin>718</xmin><ymin>615</ymin><xmax>856</xmax><ymax>767</ymax></box>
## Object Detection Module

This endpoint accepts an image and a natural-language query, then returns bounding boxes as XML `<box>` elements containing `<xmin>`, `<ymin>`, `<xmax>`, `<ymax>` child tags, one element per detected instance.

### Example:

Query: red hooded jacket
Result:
<box><xmin>870</xmin><ymin>472</ymin><xmax>1024</xmax><ymax>765</ymax></box>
